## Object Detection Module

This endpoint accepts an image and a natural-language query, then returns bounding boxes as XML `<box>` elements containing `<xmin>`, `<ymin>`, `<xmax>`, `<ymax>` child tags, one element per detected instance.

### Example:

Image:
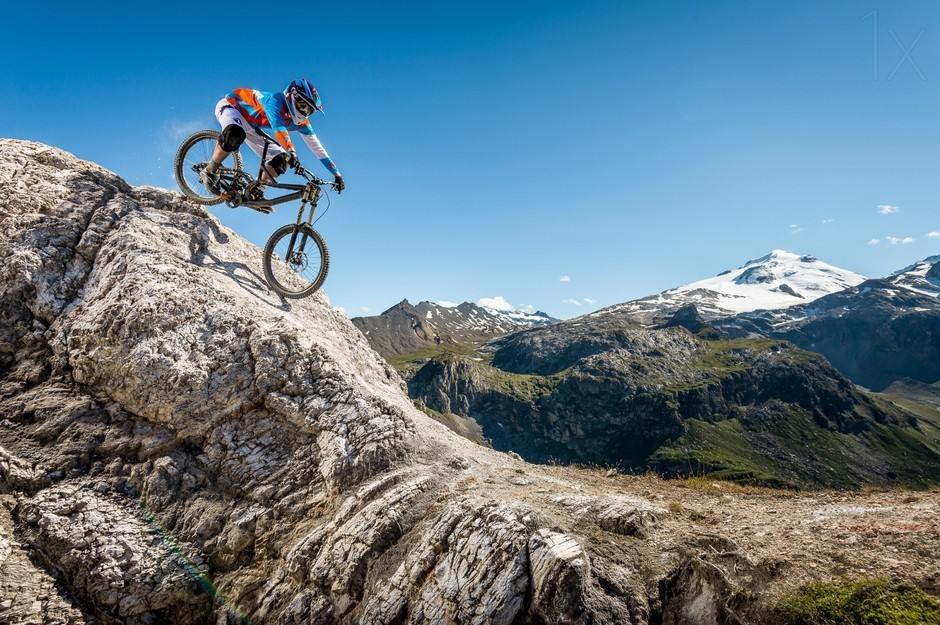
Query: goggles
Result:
<box><xmin>293</xmin><ymin>90</ymin><xmax>320</xmax><ymax>117</ymax></box>
<box><xmin>295</xmin><ymin>97</ymin><xmax>313</xmax><ymax>116</ymax></box>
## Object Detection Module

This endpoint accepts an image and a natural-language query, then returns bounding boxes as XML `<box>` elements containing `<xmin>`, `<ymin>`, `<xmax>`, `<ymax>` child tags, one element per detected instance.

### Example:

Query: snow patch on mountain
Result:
<box><xmin>887</xmin><ymin>256</ymin><xmax>940</xmax><ymax>297</ymax></box>
<box><xmin>594</xmin><ymin>250</ymin><xmax>867</xmax><ymax>324</ymax></box>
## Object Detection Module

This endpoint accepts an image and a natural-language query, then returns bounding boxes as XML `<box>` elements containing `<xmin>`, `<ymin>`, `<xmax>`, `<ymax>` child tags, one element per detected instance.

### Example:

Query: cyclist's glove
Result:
<box><xmin>286</xmin><ymin>151</ymin><xmax>300</xmax><ymax>168</ymax></box>
<box><xmin>334</xmin><ymin>174</ymin><xmax>345</xmax><ymax>194</ymax></box>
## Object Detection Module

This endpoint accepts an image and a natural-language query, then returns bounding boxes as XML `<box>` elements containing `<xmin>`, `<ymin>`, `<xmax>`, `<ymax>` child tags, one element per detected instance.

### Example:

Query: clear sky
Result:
<box><xmin>2</xmin><ymin>1</ymin><xmax>938</xmax><ymax>319</ymax></box>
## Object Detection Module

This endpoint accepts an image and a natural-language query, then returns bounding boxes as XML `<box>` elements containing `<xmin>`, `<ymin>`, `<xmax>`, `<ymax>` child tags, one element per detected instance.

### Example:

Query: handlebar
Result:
<box><xmin>294</xmin><ymin>164</ymin><xmax>337</xmax><ymax>188</ymax></box>
<box><xmin>251</xmin><ymin>127</ymin><xmax>338</xmax><ymax>189</ymax></box>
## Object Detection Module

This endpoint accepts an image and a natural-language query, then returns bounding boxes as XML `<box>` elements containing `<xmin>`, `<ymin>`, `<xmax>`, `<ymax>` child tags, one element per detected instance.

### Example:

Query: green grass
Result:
<box><xmin>651</xmin><ymin>399</ymin><xmax>940</xmax><ymax>490</ymax></box>
<box><xmin>675</xmin><ymin>476</ymin><xmax>798</xmax><ymax>497</ymax></box>
<box><xmin>649</xmin><ymin>418</ymin><xmax>796</xmax><ymax>487</ymax></box>
<box><xmin>876</xmin><ymin>393</ymin><xmax>940</xmax><ymax>450</ymax></box>
<box><xmin>773</xmin><ymin>577</ymin><xmax>940</xmax><ymax>625</ymax></box>
<box><xmin>483</xmin><ymin>367</ymin><xmax>560</xmax><ymax>402</ymax></box>
<box><xmin>878</xmin><ymin>394</ymin><xmax>940</xmax><ymax>421</ymax></box>
<box><xmin>662</xmin><ymin>337</ymin><xmax>790</xmax><ymax>392</ymax></box>
<box><xmin>387</xmin><ymin>342</ymin><xmax>483</xmax><ymax>376</ymax></box>
<box><xmin>698</xmin><ymin>337</ymin><xmax>784</xmax><ymax>370</ymax></box>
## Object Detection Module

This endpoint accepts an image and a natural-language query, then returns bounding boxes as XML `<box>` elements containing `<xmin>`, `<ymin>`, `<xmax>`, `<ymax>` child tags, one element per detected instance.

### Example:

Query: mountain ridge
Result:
<box><xmin>376</xmin><ymin>250</ymin><xmax>940</xmax><ymax>485</ymax></box>
<box><xmin>710</xmin><ymin>255</ymin><xmax>940</xmax><ymax>390</ymax></box>
<box><xmin>591</xmin><ymin>249</ymin><xmax>867</xmax><ymax>325</ymax></box>
<box><xmin>352</xmin><ymin>298</ymin><xmax>558</xmax><ymax>358</ymax></box>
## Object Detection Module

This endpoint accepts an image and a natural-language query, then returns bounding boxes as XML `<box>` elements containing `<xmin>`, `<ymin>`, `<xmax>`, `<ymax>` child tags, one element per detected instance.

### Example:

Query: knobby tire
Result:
<box><xmin>174</xmin><ymin>130</ymin><xmax>243</xmax><ymax>205</ymax></box>
<box><xmin>263</xmin><ymin>224</ymin><xmax>330</xmax><ymax>299</ymax></box>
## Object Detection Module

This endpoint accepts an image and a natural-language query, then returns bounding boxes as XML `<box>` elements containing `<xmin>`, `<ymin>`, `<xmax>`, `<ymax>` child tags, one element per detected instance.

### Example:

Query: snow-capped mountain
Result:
<box><xmin>351</xmin><ymin>299</ymin><xmax>558</xmax><ymax>358</ymax></box>
<box><xmin>429</xmin><ymin>300</ymin><xmax>556</xmax><ymax>331</ymax></box>
<box><xmin>710</xmin><ymin>255</ymin><xmax>940</xmax><ymax>390</ymax></box>
<box><xmin>886</xmin><ymin>255</ymin><xmax>940</xmax><ymax>297</ymax></box>
<box><xmin>594</xmin><ymin>250</ymin><xmax>867</xmax><ymax>324</ymax></box>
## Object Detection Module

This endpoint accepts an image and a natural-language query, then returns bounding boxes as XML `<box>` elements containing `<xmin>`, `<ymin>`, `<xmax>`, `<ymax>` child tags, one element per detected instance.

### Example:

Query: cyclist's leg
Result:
<box><xmin>198</xmin><ymin>101</ymin><xmax>244</xmax><ymax>193</ymax></box>
<box><xmin>212</xmin><ymin>100</ymin><xmax>248</xmax><ymax>165</ymax></box>
<box><xmin>242</xmin><ymin>130</ymin><xmax>287</xmax><ymax>183</ymax></box>
<box><xmin>216</xmin><ymin>111</ymin><xmax>286</xmax><ymax>184</ymax></box>
<box><xmin>266</xmin><ymin>152</ymin><xmax>290</xmax><ymax>180</ymax></box>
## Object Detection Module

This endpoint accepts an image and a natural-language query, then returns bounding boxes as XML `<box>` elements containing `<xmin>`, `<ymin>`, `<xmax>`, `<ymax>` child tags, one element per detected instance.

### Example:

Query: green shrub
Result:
<box><xmin>773</xmin><ymin>577</ymin><xmax>940</xmax><ymax>625</ymax></box>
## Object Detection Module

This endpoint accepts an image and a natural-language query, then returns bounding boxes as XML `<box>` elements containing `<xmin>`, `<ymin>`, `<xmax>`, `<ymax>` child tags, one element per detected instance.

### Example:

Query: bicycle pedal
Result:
<box><xmin>249</xmin><ymin>204</ymin><xmax>274</xmax><ymax>214</ymax></box>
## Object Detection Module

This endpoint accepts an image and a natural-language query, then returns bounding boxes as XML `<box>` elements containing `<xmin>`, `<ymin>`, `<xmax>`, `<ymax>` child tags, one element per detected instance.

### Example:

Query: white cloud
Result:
<box><xmin>790</xmin><ymin>224</ymin><xmax>803</xmax><ymax>234</ymax></box>
<box><xmin>903</xmin><ymin>237</ymin><xmax>914</xmax><ymax>244</ymax></box>
<box><xmin>928</xmin><ymin>231</ymin><xmax>940</xmax><ymax>238</ymax></box>
<box><xmin>885</xmin><ymin>236</ymin><xmax>913</xmax><ymax>245</ymax></box>
<box><xmin>164</xmin><ymin>118</ymin><xmax>204</xmax><ymax>143</ymax></box>
<box><xmin>477</xmin><ymin>296</ymin><xmax>514</xmax><ymax>311</ymax></box>
<box><xmin>868</xmin><ymin>239</ymin><xmax>880</xmax><ymax>245</ymax></box>
<box><xmin>157</xmin><ymin>119</ymin><xmax>207</xmax><ymax>166</ymax></box>
<box><xmin>583</xmin><ymin>298</ymin><xmax>597</xmax><ymax>305</ymax></box>
<box><xmin>560</xmin><ymin>275</ymin><xmax>571</xmax><ymax>283</ymax></box>
<box><xmin>878</xmin><ymin>204</ymin><xmax>900</xmax><ymax>214</ymax></box>
<box><xmin>436</xmin><ymin>300</ymin><xmax>458</xmax><ymax>308</ymax></box>
<box><xmin>562</xmin><ymin>298</ymin><xmax>582</xmax><ymax>306</ymax></box>
<box><xmin>822</xmin><ymin>219</ymin><xmax>834</xmax><ymax>225</ymax></box>
<box><xmin>518</xmin><ymin>304</ymin><xmax>535</xmax><ymax>314</ymax></box>
<box><xmin>360</xmin><ymin>306</ymin><xmax>371</xmax><ymax>313</ymax></box>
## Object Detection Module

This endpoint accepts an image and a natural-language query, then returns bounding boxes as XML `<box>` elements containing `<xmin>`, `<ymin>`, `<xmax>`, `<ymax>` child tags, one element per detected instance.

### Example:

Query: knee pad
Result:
<box><xmin>268</xmin><ymin>152</ymin><xmax>289</xmax><ymax>176</ymax></box>
<box><xmin>218</xmin><ymin>124</ymin><xmax>246</xmax><ymax>152</ymax></box>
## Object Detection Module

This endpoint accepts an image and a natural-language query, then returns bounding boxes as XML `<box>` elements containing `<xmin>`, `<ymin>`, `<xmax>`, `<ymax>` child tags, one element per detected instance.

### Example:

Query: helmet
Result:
<box><xmin>286</xmin><ymin>78</ymin><xmax>323</xmax><ymax>121</ymax></box>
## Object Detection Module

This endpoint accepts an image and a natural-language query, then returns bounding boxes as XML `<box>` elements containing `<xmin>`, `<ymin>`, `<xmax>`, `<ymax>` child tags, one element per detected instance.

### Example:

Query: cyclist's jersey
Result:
<box><xmin>225</xmin><ymin>88</ymin><xmax>340</xmax><ymax>176</ymax></box>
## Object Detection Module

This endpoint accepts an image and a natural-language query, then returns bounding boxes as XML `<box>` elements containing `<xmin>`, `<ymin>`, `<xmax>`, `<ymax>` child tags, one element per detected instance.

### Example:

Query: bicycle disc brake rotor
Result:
<box><xmin>288</xmin><ymin>250</ymin><xmax>309</xmax><ymax>270</ymax></box>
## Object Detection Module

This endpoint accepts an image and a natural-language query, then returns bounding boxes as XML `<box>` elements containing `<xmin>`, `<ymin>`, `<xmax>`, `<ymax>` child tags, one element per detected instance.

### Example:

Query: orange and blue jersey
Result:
<box><xmin>225</xmin><ymin>88</ymin><xmax>340</xmax><ymax>176</ymax></box>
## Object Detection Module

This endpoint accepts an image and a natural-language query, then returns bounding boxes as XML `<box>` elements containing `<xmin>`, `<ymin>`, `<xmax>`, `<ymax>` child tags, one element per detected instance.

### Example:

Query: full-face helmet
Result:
<box><xmin>286</xmin><ymin>78</ymin><xmax>323</xmax><ymax>122</ymax></box>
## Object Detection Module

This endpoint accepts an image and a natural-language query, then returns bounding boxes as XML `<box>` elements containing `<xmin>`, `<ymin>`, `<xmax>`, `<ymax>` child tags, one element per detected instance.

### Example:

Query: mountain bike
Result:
<box><xmin>175</xmin><ymin>129</ymin><xmax>338</xmax><ymax>299</ymax></box>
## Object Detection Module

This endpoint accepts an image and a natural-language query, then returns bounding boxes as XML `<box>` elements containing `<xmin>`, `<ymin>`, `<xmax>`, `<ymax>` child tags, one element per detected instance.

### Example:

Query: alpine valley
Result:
<box><xmin>355</xmin><ymin>250</ymin><xmax>940</xmax><ymax>489</ymax></box>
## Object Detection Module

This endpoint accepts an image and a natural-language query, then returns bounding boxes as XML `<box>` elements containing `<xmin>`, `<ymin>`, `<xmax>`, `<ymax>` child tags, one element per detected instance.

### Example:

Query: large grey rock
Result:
<box><xmin>0</xmin><ymin>139</ymin><xmax>938</xmax><ymax>623</ymax></box>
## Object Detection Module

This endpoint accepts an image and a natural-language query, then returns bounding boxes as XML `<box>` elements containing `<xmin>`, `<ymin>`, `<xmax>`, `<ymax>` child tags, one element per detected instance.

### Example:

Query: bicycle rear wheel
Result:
<box><xmin>263</xmin><ymin>224</ymin><xmax>330</xmax><ymax>299</ymax></box>
<box><xmin>174</xmin><ymin>130</ymin><xmax>243</xmax><ymax>205</ymax></box>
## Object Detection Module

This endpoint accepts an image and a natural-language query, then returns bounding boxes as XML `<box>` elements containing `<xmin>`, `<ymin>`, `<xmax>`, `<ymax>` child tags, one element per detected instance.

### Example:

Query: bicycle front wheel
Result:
<box><xmin>174</xmin><ymin>130</ymin><xmax>243</xmax><ymax>205</ymax></box>
<box><xmin>263</xmin><ymin>224</ymin><xmax>331</xmax><ymax>299</ymax></box>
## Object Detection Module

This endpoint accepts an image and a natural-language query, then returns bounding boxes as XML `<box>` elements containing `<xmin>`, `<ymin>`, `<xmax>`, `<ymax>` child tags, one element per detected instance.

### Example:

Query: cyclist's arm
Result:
<box><xmin>262</xmin><ymin>97</ymin><xmax>295</xmax><ymax>153</ymax></box>
<box><xmin>297</xmin><ymin>122</ymin><xmax>340</xmax><ymax>176</ymax></box>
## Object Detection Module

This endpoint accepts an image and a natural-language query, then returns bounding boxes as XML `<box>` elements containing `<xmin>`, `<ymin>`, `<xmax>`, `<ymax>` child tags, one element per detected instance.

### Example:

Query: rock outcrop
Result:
<box><xmin>1</xmin><ymin>139</ymin><xmax>938</xmax><ymax>623</ymax></box>
<box><xmin>928</xmin><ymin>260</ymin><xmax>940</xmax><ymax>281</ymax></box>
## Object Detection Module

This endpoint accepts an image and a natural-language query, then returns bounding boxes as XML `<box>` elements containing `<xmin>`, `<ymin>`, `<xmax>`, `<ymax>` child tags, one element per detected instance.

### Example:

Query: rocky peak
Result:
<box><xmin>594</xmin><ymin>249</ymin><xmax>866</xmax><ymax>324</ymax></box>
<box><xmin>353</xmin><ymin>299</ymin><xmax>558</xmax><ymax>358</ymax></box>
<box><xmin>658</xmin><ymin>303</ymin><xmax>707</xmax><ymax>333</ymax></box>
<box><xmin>887</xmin><ymin>255</ymin><xmax>940</xmax><ymax>297</ymax></box>
<box><xmin>928</xmin><ymin>260</ymin><xmax>940</xmax><ymax>280</ymax></box>
<box><xmin>1</xmin><ymin>139</ymin><xmax>938</xmax><ymax>623</ymax></box>
<box><xmin>711</xmin><ymin>254</ymin><xmax>940</xmax><ymax>391</ymax></box>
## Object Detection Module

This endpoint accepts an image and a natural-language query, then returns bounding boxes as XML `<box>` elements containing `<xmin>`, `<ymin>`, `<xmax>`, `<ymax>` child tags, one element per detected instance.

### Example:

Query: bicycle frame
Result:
<box><xmin>220</xmin><ymin>127</ymin><xmax>331</xmax><ymax>225</ymax></box>
<box><xmin>177</xmin><ymin>126</ymin><xmax>337</xmax><ymax>298</ymax></box>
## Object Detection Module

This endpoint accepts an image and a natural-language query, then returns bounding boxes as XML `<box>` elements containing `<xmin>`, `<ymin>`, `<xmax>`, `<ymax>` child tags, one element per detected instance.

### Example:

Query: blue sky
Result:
<box><xmin>2</xmin><ymin>1</ymin><xmax>938</xmax><ymax>319</ymax></box>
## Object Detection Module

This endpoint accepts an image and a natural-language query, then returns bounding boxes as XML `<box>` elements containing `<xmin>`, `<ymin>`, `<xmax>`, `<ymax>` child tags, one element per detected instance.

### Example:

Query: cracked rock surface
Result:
<box><xmin>1</xmin><ymin>139</ymin><xmax>938</xmax><ymax>623</ymax></box>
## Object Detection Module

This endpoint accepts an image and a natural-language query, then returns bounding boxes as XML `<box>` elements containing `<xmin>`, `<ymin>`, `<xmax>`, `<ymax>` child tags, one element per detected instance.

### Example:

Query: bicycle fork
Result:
<box><xmin>284</xmin><ymin>185</ymin><xmax>323</xmax><ymax>264</ymax></box>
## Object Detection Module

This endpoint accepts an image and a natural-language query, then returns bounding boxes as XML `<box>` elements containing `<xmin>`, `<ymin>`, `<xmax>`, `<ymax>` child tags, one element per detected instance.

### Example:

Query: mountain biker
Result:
<box><xmin>200</xmin><ymin>78</ymin><xmax>345</xmax><ymax>200</ymax></box>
